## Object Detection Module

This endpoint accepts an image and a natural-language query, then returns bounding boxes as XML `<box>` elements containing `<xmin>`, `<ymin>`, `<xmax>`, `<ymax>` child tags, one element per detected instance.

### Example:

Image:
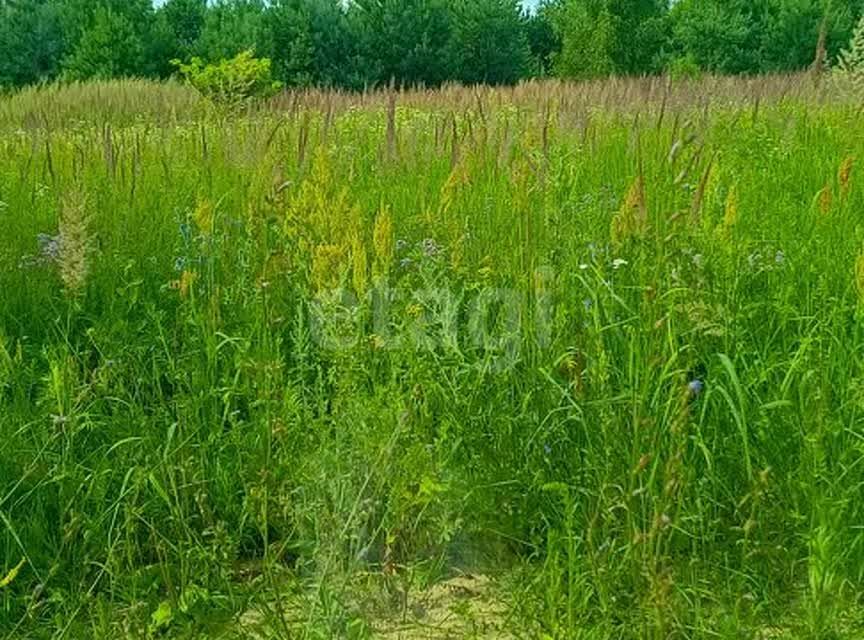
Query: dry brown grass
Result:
<box><xmin>0</xmin><ymin>72</ymin><xmax>840</xmax><ymax>135</ymax></box>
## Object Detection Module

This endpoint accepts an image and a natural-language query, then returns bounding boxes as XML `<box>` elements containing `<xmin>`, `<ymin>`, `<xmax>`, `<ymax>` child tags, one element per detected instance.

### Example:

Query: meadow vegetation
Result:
<box><xmin>1</xmin><ymin>74</ymin><xmax>864</xmax><ymax>638</ymax></box>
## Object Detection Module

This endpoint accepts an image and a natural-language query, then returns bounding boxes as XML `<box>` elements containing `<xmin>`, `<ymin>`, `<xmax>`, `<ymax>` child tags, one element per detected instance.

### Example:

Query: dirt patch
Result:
<box><xmin>231</xmin><ymin>571</ymin><xmax>520</xmax><ymax>639</ymax></box>
<box><xmin>372</xmin><ymin>573</ymin><xmax>515</xmax><ymax>639</ymax></box>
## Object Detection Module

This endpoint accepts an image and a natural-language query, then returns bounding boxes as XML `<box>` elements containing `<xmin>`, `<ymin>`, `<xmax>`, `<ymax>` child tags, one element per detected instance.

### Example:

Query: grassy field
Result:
<box><xmin>1</xmin><ymin>75</ymin><xmax>864</xmax><ymax>638</ymax></box>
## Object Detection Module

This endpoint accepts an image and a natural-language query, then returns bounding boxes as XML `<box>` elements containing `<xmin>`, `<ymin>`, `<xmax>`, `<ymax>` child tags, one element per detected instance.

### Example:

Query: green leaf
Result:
<box><xmin>150</xmin><ymin>600</ymin><xmax>174</xmax><ymax>632</ymax></box>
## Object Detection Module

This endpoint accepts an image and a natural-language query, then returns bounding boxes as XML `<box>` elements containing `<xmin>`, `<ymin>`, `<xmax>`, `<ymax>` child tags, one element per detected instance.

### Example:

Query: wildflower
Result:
<box><xmin>612</xmin><ymin>258</ymin><xmax>628</xmax><ymax>270</ymax></box>
<box><xmin>688</xmin><ymin>379</ymin><xmax>704</xmax><ymax>397</ymax></box>
<box><xmin>775</xmin><ymin>250</ymin><xmax>785</xmax><ymax>265</ymax></box>
<box><xmin>543</xmin><ymin>443</ymin><xmax>552</xmax><ymax>457</ymax></box>
<box><xmin>407</xmin><ymin>303</ymin><xmax>424</xmax><ymax>318</ymax></box>
<box><xmin>396</xmin><ymin>239</ymin><xmax>408</xmax><ymax>253</ymax></box>
<box><xmin>583</xmin><ymin>298</ymin><xmax>593</xmax><ymax>311</ymax></box>
<box><xmin>579</xmin><ymin>263</ymin><xmax>589</xmax><ymax>271</ymax></box>
<box><xmin>399</xmin><ymin>257</ymin><xmax>413</xmax><ymax>269</ymax></box>
<box><xmin>420</xmin><ymin>238</ymin><xmax>441</xmax><ymax>258</ymax></box>
<box><xmin>37</xmin><ymin>233</ymin><xmax>61</xmax><ymax>262</ymax></box>
<box><xmin>174</xmin><ymin>256</ymin><xmax>187</xmax><ymax>272</ymax></box>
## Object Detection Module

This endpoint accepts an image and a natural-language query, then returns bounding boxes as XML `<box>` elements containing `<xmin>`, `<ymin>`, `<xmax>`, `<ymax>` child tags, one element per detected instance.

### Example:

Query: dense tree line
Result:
<box><xmin>1</xmin><ymin>0</ymin><xmax>863</xmax><ymax>90</ymax></box>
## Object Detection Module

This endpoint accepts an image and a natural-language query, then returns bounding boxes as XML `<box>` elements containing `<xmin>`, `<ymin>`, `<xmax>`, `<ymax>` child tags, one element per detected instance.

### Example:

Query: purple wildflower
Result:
<box><xmin>420</xmin><ymin>238</ymin><xmax>441</xmax><ymax>258</ymax></box>
<box><xmin>37</xmin><ymin>233</ymin><xmax>61</xmax><ymax>262</ymax></box>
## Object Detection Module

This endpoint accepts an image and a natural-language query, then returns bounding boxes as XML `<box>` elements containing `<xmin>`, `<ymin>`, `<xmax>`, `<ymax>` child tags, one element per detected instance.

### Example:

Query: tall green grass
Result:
<box><xmin>1</xmin><ymin>77</ymin><xmax>864</xmax><ymax>638</ymax></box>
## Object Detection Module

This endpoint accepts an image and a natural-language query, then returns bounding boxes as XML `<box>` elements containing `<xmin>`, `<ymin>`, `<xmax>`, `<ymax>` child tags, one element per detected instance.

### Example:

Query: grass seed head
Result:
<box><xmin>818</xmin><ymin>183</ymin><xmax>833</xmax><ymax>215</ymax></box>
<box><xmin>58</xmin><ymin>191</ymin><xmax>92</xmax><ymax>297</ymax></box>
<box><xmin>839</xmin><ymin>156</ymin><xmax>854</xmax><ymax>198</ymax></box>
<box><xmin>611</xmin><ymin>174</ymin><xmax>647</xmax><ymax>245</ymax></box>
<box><xmin>372</xmin><ymin>205</ymin><xmax>394</xmax><ymax>277</ymax></box>
<box><xmin>723</xmin><ymin>184</ymin><xmax>739</xmax><ymax>230</ymax></box>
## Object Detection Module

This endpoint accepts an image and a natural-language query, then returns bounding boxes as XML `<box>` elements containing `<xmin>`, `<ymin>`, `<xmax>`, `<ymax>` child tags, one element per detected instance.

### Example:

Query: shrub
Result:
<box><xmin>667</xmin><ymin>53</ymin><xmax>702</xmax><ymax>81</ymax></box>
<box><xmin>172</xmin><ymin>49</ymin><xmax>282</xmax><ymax>107</ymax></box>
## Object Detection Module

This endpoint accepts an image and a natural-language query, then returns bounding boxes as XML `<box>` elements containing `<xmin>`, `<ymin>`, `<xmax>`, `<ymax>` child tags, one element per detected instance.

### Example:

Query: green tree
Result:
<box><xmin>0</xmin><ymin>0</ymin><xmax>66</xmax><ymax>87</ymax></box>
<box><xmin>348</xmin><ymin>0</ymin><xmax>452</xmax><ymax>87</ymax></box>
<box><xmin>445</xmin><ymin>0</ymin><xmax>530</xmax><ymax>85</ymax></box>
<box><xmin>525</xmin><ymin>1</ymin><xmax>560</xmax><ymax>76</ymax></box>
<box><xmin>551</xmin><ymin>0</ymin><xmax>668</xmax><ymax>79</ymax></box>
<box><xmin>667</xmin><ymin>0</ymin><xmax>760</xmax><ymax>74</ymax></box>
<box><xmin>147</xmin><ymin>11</ymin><xmax>185</xmax><ymax>77</ymax></box>
<box><xmin>759</xmin><ymin>0</ymin><xmax>825</xmax><ymax>71</ymax></box>
<box><xmin>62</xmin><ymin>6</ymin><xmax>147</xmax><ymax>80</ymax></box>
<box><xmin>612</xmin><ymin>0</ymin><xmax>669</xmax><ymax>74</ymax></box>
<box><xmin>552</xmin><ymin>0</ymin><xmax>616</xmax><ymax>78</ymax></box>
<box><xmin>160</xmin><ymin>0</ymin><xmax>207</xmax><ymax>56</ymax></box>
<box><xmin>265</xmin><ymin>0</ymin><xmax>354</xmax><ymax>87</ymax></box>
<box><xmin>196</xmin><ymin>0</ymin><xmax>267</xmax><ymax>62</ymax></box>
<box><xmin>744</xmin><ymin>0</ymin><xmax>856</xmax><ymax>73</ymax></box>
